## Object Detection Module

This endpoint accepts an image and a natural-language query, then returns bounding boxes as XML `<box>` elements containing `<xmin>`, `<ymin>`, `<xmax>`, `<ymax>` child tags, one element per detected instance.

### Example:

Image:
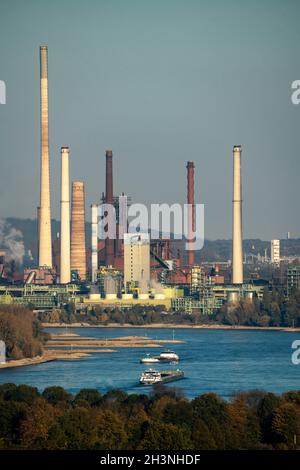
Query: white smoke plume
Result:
<box><xmin>0</xmin><ymin>219</ymin><xmax>25</xmax><ymax>265</ymax></box>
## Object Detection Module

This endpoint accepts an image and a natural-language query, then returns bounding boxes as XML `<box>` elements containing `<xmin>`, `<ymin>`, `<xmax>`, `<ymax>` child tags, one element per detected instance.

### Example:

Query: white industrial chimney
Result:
<box><xmin>60</xmin><ymin>147</ymin><xmax>71</xmax><ymax>283</ymax></box>
<box><xmin>38</xmin><ymin>46</ymin><xmax>52</xmax><ymax>267</ymax></box>
<box><xmin>91</xmin><ymin>204</ymin><xmax>98</xmax><ymax>282</ymax></box>
<box><xmin>232</xmin><ymin>145</ymin><xmax>243</xmax><ymax>284</ymax></box>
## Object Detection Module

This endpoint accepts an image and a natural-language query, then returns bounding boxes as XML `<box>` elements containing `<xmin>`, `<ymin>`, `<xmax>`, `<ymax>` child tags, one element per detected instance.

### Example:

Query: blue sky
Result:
<box><xmin>0</xmin><ymin>0</ymin><xmax>300</xmax><ymax>239</ymax></box>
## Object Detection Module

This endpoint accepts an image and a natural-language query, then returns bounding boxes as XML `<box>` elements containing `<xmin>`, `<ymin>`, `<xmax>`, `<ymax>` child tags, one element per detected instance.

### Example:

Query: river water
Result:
<box><xmin>0</xmin><ymin>327</ymin><xmax>299</xmax><ymax>399</ymax></box>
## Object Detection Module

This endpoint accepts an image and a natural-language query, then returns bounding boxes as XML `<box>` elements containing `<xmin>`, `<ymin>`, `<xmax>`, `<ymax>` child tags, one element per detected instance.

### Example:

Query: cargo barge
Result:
<box><xmin>140</xmin><ymin>350</ymin><xmax>179</xmax><ymax>364</ymax></box>
<box><xmin>140</xmin><ymin>368</ymin><xmax>184</xmax><ymax>385</ymax></box>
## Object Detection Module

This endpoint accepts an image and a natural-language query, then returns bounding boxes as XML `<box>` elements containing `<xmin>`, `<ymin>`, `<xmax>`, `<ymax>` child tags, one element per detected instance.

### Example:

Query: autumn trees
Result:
<box><xmin>216</xmin><ymin>288</ymin><xmax>300</xmax><ymax>328</ymax></box>
<box><xmin>0</xmin><ymin>383</ymin><xmax>300</xmax><ymax>450</ymax></box>
<box><xmin>0</xmin><ymin>306</ymin><xmax>46</xmax><ymax>359</ymax></box>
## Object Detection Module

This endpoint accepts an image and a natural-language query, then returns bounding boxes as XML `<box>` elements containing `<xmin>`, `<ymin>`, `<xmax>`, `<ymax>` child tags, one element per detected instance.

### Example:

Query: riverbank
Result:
<box><xmin>42</xmin><ymin>322</ymin><xmax>300</xmax><ymax>332</ymax></box>
<box><xmin>47</xmin><ymin>333</ymin><xmax>184</xmax><ymax>350</ymax></box>
<box><xmin>1</xmin><ymin>328</ymin><xmax>299</xmax><ymax>400</ymax></box>
<box><xmin>0</xmin><ymin>333</ymin><xmax>184</xmax><ymax>370</ymax></box>
<box><xmin>0</xmin><ymin>349</ymin><xmax>114</xmax><ymax>370</ymax></box>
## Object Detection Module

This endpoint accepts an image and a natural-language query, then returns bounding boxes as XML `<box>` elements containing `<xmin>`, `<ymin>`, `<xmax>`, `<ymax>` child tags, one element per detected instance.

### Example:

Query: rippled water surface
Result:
<box><xmin>0</xmin><ymin>327</ymin><xmax>299</xmax><ymax>398</ymax></box>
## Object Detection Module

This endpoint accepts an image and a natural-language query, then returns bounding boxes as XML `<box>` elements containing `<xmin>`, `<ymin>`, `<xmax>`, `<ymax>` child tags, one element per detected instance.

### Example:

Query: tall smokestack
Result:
<box><xmin>232</xmin><ymin>145</ymin><xmax>243</xmax><ymax>284</ymax></box>
<box><xmin>187</xmin><ymin>161</ymin><xmax>195</xmax><ymax>266</ymax></box>
<box><xmin>105</xmin><ymin>150</ymin><xmax>114</xmax><ymax>266</ymax></box>
<box><xmin>91</xmin><ymin>204</ymin><xmax>98</xmax><ymax>282</ymax></box>
<box><xmin>71</xmin><ymin>181</ymin><xmax>86</xmax><ymax>280</ymax></box>
<box><xmin>38</xmin><ymin>46</ymin><xmax>52</xmax><ymax>267</ymax></box>
<box><xmin>60</xmin><ymin>147</ymin><xmax>71</xmax><ymax>284</ymax></box>
<box><xmin>37</xmin><ymin>206</ymin><xmax>40</xmax><ymax>262</ymax></box>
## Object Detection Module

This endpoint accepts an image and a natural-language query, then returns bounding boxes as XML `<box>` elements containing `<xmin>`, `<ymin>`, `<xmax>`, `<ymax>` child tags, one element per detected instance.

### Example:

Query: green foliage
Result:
<box><xmin>42</xmin><ymin>386</ymin><xmax>72</xmax><ymax>405</ymax></box>
<box><xmin>191</xmin><ymin>419</ymin><xmax>217</xmax><ymax>449</ymax></box>
<box><xmin>56</xmin><ymin>407</ymin><xmax>97</xmax><ymax>449</ymax></box>
<box><xmin>271</xmin><ymin>403</ymin><xmax>300</xmax><ymax>447</ymax></box>
<box><xmin>74</xmin><ymin>389</ymin><xmax>102</xmax><ymax>407</ymax></box>
<box><xmin>163</xmin><ymin>400</ymin><xmax>193</xmax><ymax>428</ymax></box>
<box><xmin>216</xmin><ymin>288</ymin><xmax>300</xmax><ymax>328</ymax></box>
<box><xmin>0</xmin><ymin>400</ymin><xmax>26</xmax><ymax>444</ymax></box>
<box><xmin>192</xmin><ymin>393</ymin><xmax>234</xmax><ymax>449</ymax></box>
<box><xmin>257</xmin><ymin>392</ymin><xmax>282</xmax><ymax>443</ymax></box>
<box><xmin>20</xmin><ymin>397</ymin><xmax>60</xmax><ymax>449</ymax></box>
<box><xmin>103</xmin><ymin>389</ymin><xmax>128</xmax><ymax>403</ymax></box>
<box><xmin>94</xmin><ymin>410</ymin><xmax>127</xmax><ymax>450</ymax></box>
<box><xmin>283</xmin><ymin>291</ymin><xmax>300</xmax><ymax>327</ymax></box>
<box><xmin>0</xmin><ymin>384</ymin><xmax>300</xmax><ymax>450</ymax></box>
<box><xmin>0</xmin><ymin>384</ymin><xmax>39</xmax><ymax>404</ymax></box>
<box><xmin>138</xmin><ymin>421</ymin><xmax>192</xmax><ymax>450</ymax></box>
<box><xmin>39</xmin><ymin>303</ymin><xmax>212</xmax><ymax>326</ymax></box>
<box><xmin>36</xmin><ymin>285</ymin><xmax>300</xmax><ymax>328</ymax></box>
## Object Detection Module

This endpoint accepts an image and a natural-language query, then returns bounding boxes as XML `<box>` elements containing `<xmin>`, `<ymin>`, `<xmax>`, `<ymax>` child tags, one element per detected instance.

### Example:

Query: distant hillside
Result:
<box><xmin>198</xmin><ymin>238</ymin><xmax>300</xmax><ymax>262</ymax></box>
<box><xmin>2</xmin><ymin>218</ymin><xmax>91</xmax><ymax>266</ymax></box>
<box><xmin>1</xmin><ymin>217</ymin><xmax>300</xmax><ymax>266</ymax></box>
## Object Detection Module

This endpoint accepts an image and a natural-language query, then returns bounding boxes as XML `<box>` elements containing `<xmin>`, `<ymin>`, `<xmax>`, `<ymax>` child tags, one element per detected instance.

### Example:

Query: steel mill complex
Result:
<box><xmin>0</xmin><ymin>46</ymin><xmax>265</xmax><ymax>312</ymax></box>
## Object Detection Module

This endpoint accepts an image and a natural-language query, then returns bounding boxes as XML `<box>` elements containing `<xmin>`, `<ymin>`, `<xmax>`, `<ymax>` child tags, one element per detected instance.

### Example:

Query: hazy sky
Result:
<box><xmin>0</xmin><ymin>0</ymin><xmax>300</xmax><ymax>240</ymax></box>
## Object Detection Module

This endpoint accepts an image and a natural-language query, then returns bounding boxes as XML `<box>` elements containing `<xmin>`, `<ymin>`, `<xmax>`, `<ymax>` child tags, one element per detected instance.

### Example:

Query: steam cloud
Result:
<box><xmin>0</xmin><ymin>219</ymin><xmax>25</xmax><ymax>265</ymax></box>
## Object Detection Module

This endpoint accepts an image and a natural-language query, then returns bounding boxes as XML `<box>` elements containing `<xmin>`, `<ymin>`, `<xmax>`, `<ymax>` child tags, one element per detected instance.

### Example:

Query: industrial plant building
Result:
<box><xmin>271</xmin><ymin>239</ymin><xmax>281</xmax><ymax>265</ymax></box>
<box><xmin>124</xmin><ymin>233</ymin><xmax>150</xmax><ymax>294</ymax></box>
<box><xmin>0</xmin><ymin>45</ymin><xmax>273</xmax><ymax>314</ymax></box>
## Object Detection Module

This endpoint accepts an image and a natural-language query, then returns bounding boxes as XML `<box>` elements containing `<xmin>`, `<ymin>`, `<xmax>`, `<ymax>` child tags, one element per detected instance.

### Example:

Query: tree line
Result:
<box><xmin>39</xmin><ymin>288</ymin><xmax>300</xmax><ymax>328</ymax></box>
<box><xmin>40</xmin><ymin>304</ymin><xmax>196</xmax><ymax>326</ymax></box>
<box><xmin>0</xmin><ymin>383</ymin><xmax>299</xmax><ymax>450</ymax></box>
<box><xmin>0</xmin><ymin>306</ymin><xmax>47</xmax><ymax>359</ymax></box>
<box><xmin>216</xmin><ymin>289</ymin><xmax>300</xmax><ymax>327</ymax></box>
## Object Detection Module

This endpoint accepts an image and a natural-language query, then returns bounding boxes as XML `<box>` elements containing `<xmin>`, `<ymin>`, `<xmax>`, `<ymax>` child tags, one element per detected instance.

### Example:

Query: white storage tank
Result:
<box><xmin>139</xmin><ymin>293</ymin><xmax>149</xmax><ymax>300</ymax></box>
<box><xmin>89</xmin><ymin>293</ymin><xmax>101</xmax><ymax>301</ymax></box>
<box><xmin>122</xmin><ymin>293</ymin><xmax>133</xmax><ymax>300</ymax></box>
<box><xmin>106</xmin><ymin>293</ymin><xmax>117</xmax><ymax>300</ymax></box>
<box><xmin>227</xmin><ymin>290</ymin><xmax>239</xmax><ymax>303</ymax></box>
<box><xmin>154</xmin><ymin>293</ymin><xmax>166</xmax><ymax>300</ymax></box>
<box><xmin>244</xmin><ymin>291</ymin><xmax>254</xmax><ymax>301</ymax></box>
